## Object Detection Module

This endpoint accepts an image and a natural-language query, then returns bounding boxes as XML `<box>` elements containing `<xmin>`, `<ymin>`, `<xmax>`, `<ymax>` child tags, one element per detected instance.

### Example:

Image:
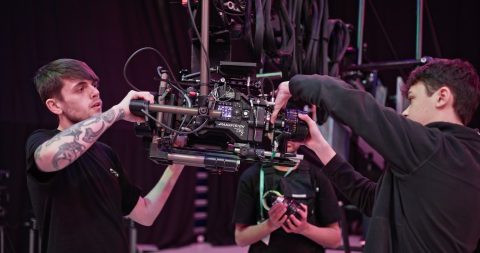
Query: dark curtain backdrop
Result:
<box><xmin>1</xmin><ymin>0</ymin><xmax>480</xmax><ymax>252</ymax></box>
<box><xmin>329</xmin><ymin>0</ymin><xmax>480</xmax><ymax>129</ymax></box>
<box><xmin>0</xmin><ymin>1</ymin><xmax>198</xmax><ymax>252</ymax></box>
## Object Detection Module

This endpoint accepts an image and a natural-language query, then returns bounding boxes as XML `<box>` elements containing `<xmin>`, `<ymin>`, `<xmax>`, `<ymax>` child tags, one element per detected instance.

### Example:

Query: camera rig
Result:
<box><xmin>129</xmin><ymin>61</ymin><xmax>308</xmax><ymax>172</ymax></box>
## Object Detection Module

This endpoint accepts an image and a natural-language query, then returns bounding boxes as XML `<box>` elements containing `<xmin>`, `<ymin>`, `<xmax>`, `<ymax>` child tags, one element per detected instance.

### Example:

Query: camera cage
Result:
<box><xmin>129</xmin><ymin>61</ymin><xmax>307</xmax><ymax>172</ymax></box>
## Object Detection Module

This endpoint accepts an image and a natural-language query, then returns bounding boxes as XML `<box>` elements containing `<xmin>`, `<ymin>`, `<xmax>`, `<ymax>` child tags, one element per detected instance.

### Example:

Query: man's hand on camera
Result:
<box><xmin>296</xmin><ymin>113</ymin><xmax>324</xmax><ymax>150</ymax></box>
<box><xmin>282</xmin><ymin>203</ymin><xmax>309</xmax><ymax>234</ymax></box>
<box><xmin>114</xmin><ymin>90</ymin><xmax>154</xmax><ymax>123</ymax></box>
<box><xmin>266</xmin><ymin>203</ymin><xmax>288</xmax><ymax>230</ymax></box>
<box><xmin>271</xmin><ymin>81</ymin><xmax>292</xmax><ymax>124</ymax></box>
<box><xmin>297</xmin><ymin>113</ymin><xmax>336</xmax><ymax>164</ymax></box>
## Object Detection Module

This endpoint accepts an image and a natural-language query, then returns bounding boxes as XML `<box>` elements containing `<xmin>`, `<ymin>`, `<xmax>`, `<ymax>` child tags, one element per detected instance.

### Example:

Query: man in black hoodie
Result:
<box><xmin>271</xmin><ymin>58</ymin><xmax>480</xmax><ymax>252</ymax></box>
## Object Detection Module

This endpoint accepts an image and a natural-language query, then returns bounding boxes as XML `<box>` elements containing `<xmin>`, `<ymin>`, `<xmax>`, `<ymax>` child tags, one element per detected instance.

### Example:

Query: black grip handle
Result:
<box><xmin>129</xmin><ymin>99</ymin><xmax>149</xmax><ymax>117</ymax></box>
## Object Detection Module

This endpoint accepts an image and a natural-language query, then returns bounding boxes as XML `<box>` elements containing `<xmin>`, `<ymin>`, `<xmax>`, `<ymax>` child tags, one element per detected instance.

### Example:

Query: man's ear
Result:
<box><xmin>45</xmin><ymin>98</ymin><xmax>63</xmax><ymax>115</ymax></box>
<box><xmin>435</xmin><ymin>86</ymin><xmax>453</xmax><ymax>109</ymax></box>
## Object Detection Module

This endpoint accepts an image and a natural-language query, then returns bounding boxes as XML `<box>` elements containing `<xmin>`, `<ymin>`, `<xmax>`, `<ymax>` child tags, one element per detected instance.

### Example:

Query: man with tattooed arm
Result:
<box><xmin>25</xmin><ymin>58</ymin><xmax>183</xmax><ymax>253</ymax></box>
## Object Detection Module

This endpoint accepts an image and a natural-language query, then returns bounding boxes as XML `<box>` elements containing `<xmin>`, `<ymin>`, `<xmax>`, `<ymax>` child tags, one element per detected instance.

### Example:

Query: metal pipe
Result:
<box><xmin>165</xmin><ymin>153</ymin><xmax>240</xmax><ymax>172</ymax></box>
<box><xmin>148</xmin><ymin>104</ymin><xmax>222</xmax><ymax>118</ymax></box>
<box><xmin>1</xmin><ymin>226</ymin><xmax>4</xmax><ymax>253</ymax></box>
<box><xmin>156</xmin><ymin>72</ymin><xmax>168</xmax><ymax>128</ymax></box>
<box><xmin>129</xmin><ymin>220</ymin><xmax>137</xmax><ymax>253</ymax></box>
<box><xmin>263</xmin><ymin>151</ymin><xmax>304</xmax><ymax>161</ymax></box>
<box><xmin>200</xmin><ymin>0</ymin><xmax>210</xmax><ymax>96</ymax></box>
<box><xmin>415</xmin><ymin>0</ymin><xmax>424</xmax><ymax>59</ymax></box>
<box><xmin>344</xmin><ymin>57</ymin><xmax>431</xmax><ymax>72</ymax></box>
<box><xmin>357</xmin><ymin>0</ymin><xmax>366</xmax><ymax>65</ymax></box>
<box><xmin>167</xmin><ymin>153</ymin><xmax>206</xmax><ymax>165</ymax></box>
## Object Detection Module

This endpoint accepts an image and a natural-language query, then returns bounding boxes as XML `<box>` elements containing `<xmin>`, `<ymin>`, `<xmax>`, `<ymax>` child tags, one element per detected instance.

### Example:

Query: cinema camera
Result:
<box><xmin>129</xmin><ymin>61</ymin><xmax>308</xmax><ymax>172</ymax></box>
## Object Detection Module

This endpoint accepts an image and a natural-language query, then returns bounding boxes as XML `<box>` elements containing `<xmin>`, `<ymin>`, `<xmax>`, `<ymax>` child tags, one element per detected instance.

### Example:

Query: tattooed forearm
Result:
<box><xmin>102</xmin><ymin>109</ymin><xmax>116</xmax><ymax>123</ymax></box>
<box><xmin>82</xmin><ymin>123</ymin><xmax>105</xmax><ymax>143</ymax></box>
<box><xmin>115</xmin><ymin>108</ymin><xmax>125</xmax><ymax>121</ymax></box>
<box><xmin>52</xmin><ymin>141</ymin><xmax>86</xmax><ymax>170</ymax></box>
<box><xmin>43</xmin><ymin>128</ymin><xmax>82</xmax><ymax>148</ymax></box>
<box><xmin>35</xmin><ymin>107</ymin><xmax>124</xmax><ymax>171</ymax></box>
<box><xmin>62</xmin><ymin>128</ymin><xmax>83</xmax><ymax>141</ymax></box>
<box><xmin>78</xmin><ymin>114</ymin><xmax>103</xmax><ymax>127</ymax></box>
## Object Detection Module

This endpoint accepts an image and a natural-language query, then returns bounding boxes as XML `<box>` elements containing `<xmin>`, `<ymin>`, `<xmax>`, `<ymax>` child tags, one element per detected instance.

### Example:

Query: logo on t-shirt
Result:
<box><xmin>109</xmin><ymin>168</ymin><xmax>119</xmax><ymax>177</ymax></box>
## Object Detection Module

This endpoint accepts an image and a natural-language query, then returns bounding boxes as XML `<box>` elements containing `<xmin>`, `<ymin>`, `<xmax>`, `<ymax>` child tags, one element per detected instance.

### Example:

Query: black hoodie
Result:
<box><xmin>290</xmin><ymin>74</ymin><xmax>480</xmax><ymax>253</ymax></box>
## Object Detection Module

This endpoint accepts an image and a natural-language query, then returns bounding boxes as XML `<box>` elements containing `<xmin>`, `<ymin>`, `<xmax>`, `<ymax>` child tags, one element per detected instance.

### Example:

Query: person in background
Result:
<box><xmin>233</xmin><ymin>136</ymin><xmax>342</xmax><ymax>253</ymax></box>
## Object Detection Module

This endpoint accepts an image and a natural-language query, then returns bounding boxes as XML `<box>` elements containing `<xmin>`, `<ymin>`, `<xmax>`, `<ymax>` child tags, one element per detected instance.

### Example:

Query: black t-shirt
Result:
<box><xmin>233</xmin><ymin>160</ymin><xmax>340</xmax><ymax>253</ymax></box>
<box><xmin>25</xmin><ymin>129</ymin><xmax>141</xmax><ymax>253</ymax></box>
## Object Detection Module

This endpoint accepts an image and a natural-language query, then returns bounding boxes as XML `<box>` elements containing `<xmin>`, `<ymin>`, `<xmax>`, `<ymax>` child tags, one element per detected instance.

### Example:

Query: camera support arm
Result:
<box><xmin>148</xmin><ymin>147</ymin><xmax>303</xmax><ymax>172</ymax></box>
<box><xmin>129</xmin><ymin>99</ymin><xmax>223</xmax><ymax>118</ymax></box>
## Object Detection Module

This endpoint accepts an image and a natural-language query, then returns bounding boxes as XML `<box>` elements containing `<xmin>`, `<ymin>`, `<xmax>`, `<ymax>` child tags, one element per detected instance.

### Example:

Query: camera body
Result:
<box><xmin>130</xmin><ymin>62</ymin><xmax>308</xmax><ymax>172</ymax></box>
<box><xmin>263</xmin><ymin>190</ymin><xmax>303</xmax><ymax>220</ymax></box>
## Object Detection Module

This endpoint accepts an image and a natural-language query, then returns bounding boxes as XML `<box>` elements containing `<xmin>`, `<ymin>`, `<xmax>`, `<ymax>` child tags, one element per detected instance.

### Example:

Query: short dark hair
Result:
<box><xmin>404</xmin><ymin>58</ymin><xmax>480</xmax><ymax>124</ymax></box>
<box><xmin>33</xmin><ymin>59</ymin><xmax>99</xmax><ymax>103</ymax></box>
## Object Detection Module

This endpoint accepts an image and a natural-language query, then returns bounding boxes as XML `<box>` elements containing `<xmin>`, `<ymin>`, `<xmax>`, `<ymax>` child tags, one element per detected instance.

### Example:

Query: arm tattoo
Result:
<box><xmin>52</xmin><ymin>141</ymin><xmax>86</xmax><ymax>170</ymax></box>
<box><xmin>39</xmin><ymin>107</ymin><xmax>122</xmax><ymax>170</ymax></box>
<box><xmin>41</xmin><ymin>128</ymin><xmax>82</xmax><ymax>152</ymax></box>
<box><xmin>82</xmin><ymin>123</ymin><xmax>105</xmax><ymax>143</ymax></box>
<box><xmin>79</xmin><ymin>114</ymin><xmax>102</xmax><ymax>127</ymax></box>
<box><xmin>115</xmin><ymin>108</ymin><xmax>126</xmax><ymax>121</ymax></box>
<box><xmin>62</xmin><ymin>128</ymin><xmax>82</xmax><ymax>141</ymax></box>
<box><xmin>102</xmin><ymin>109</ymin><xmax>116</xmax><ymax>123</ymax></box>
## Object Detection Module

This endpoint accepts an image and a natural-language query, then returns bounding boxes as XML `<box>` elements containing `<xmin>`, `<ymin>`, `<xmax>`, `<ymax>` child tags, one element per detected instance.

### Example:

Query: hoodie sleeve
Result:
<box><xmin>289</xmin><ymin>74</ymin><xmax>439</xmax><ymax>177</ymax></box>
<box><xmin>321</xmin><ymin>154</ymin><xmax>377</xmax><ymax>216</ymax></box>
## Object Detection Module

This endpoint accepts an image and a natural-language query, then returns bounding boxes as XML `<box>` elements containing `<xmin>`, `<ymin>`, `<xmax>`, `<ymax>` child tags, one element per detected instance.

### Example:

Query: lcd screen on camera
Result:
<box><xmin>218</xmin><ymin>105</ymin><xmax>233</xmax><ymax>118</ymax></box>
